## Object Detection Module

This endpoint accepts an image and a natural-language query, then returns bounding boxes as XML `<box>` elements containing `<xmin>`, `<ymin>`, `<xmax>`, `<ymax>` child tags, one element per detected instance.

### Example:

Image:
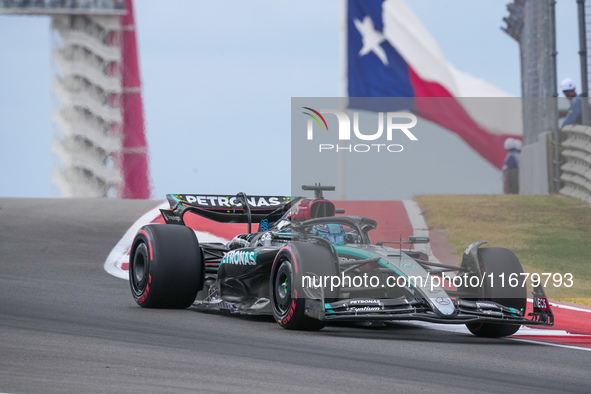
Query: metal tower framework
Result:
<box><xmin>503</xmin><ymin>0</ymin><xmax>560</xmax><ymax>195</ymax></box>
<box><xmin>0</xmin><ymin>0</ymin><xmax>151</xmax><ymax>198</ymax></box>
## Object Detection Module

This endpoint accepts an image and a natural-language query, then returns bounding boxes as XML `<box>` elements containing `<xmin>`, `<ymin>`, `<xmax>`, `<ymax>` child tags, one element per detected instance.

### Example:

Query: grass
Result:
<box><xmin>415</xmin><ymin>194</ymin><xmax>591</xmax><ymax>304</ymax></box>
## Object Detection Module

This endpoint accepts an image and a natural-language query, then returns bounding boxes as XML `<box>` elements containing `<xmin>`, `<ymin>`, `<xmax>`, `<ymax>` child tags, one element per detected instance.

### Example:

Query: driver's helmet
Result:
<box><xmin>312</xmin><ymin>223</ymin><xmax>345</xmax><ymax>245</ymax></box>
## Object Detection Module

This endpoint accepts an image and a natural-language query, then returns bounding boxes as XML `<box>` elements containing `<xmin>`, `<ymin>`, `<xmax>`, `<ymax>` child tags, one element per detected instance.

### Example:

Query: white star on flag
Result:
<box><xmin>354</xmin><ymin>16</ymin><xmax>389</xmax><ymax>65</ymax></box>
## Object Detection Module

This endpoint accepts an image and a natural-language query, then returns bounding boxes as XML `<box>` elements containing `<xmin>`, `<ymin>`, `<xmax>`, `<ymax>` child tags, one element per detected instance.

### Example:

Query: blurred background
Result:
<box><xmin>0</xmin><ymin>0</ymin><xmax>584</xmax><ymax>199</ymax></box>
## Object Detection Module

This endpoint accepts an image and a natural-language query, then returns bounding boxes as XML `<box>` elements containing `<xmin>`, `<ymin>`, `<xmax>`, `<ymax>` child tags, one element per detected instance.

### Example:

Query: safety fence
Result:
<box><xmin>560</xmin><ymin>125</ymin><xmax>591</xmax><ymax>204</ymax></box>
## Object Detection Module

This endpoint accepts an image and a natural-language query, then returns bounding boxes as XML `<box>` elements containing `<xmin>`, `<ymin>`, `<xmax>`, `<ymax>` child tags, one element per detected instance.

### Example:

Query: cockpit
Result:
<box><xmin>312</xmin><ymin>223</ymin><xmax>361</xmax><ymax>245</ymax></box>
<box><xmin>267</xmin><ymin>197</ymin><xmax>376</xmax><ymax>245</ymax></box>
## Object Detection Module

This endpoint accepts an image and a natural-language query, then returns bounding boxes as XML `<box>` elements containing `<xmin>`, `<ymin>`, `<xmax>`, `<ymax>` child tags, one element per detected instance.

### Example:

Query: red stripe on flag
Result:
<box><xmin>409</xmin><ymin>68</ymin><xmax>516</xmax><ymax>169</ymax></box>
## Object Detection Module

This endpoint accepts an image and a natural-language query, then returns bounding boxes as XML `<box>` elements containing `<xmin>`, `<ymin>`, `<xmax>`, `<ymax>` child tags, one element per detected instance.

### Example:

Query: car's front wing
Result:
<box><xmin>305</xmin><ymin>295</ymin><xmax>554</xmax><ymax>326</ymax></box>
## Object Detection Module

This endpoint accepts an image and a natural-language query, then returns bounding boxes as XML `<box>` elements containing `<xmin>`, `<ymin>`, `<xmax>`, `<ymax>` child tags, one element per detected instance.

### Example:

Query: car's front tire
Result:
<box><xmin>464</xmin><ymin>247</ymin><xmax>527</xmax><ymax>338</ymax></box>
<box><xmin>270</xmin><ymin>242</ymin><xmax>339</xmax><ymax>331</ymax></box>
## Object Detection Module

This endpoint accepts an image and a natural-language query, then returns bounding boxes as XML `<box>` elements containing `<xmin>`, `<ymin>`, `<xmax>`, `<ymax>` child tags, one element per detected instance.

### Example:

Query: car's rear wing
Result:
<box><xmin>162</xmin><ymin>193</ymin><xmax>299</xmax><ymax>231</ymax></box>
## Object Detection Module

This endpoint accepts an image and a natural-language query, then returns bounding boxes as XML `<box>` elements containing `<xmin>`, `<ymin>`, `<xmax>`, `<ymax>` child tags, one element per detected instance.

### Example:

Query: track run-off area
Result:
<box><xmin>2</xmin><ymin>198</ymin><xmax>591</xmax><ymax>393</ymax></box>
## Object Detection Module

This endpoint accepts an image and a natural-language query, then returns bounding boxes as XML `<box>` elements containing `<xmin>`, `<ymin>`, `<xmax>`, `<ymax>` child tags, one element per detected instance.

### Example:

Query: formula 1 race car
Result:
<box><xmin>128</xmin><ymin>185</ymin><xmax>554</xmax><ymax>337</ymax></box>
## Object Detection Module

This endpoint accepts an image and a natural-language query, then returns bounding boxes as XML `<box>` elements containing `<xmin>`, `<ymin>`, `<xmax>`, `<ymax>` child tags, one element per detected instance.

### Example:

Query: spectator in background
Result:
<box><xmin>560</xmin><ymin>78</ymin><xmax>582</xmax><ymax>128</ymax></box>
<box><xmin>502</xmin><ymin>138</ymin><xmax>521</xmax><ymax>194</ymax></box>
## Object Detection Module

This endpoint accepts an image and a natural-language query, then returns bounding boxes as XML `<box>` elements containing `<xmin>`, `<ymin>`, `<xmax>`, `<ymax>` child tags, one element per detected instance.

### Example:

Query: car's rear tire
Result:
<box><xmin>129</xmin><ymin>224</ymin><xmax>204</xmax><ymax>308</ymax></box>
<box><xmin>464</xmin><ymin>247</ymin><xmax>527</xmax><ymax>338</ymax></box>
<box><xmin>270</xmin><ymin>242</ymin><xmax>338</xmax><ymax>331</ymax></box>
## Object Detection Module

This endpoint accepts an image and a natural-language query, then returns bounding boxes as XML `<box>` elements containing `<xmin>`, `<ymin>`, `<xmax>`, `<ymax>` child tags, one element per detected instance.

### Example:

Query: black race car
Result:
<box><xmin>128</xmin><ymin>185</ymin><xmax>553</xmax><ymax>337</ymax></box>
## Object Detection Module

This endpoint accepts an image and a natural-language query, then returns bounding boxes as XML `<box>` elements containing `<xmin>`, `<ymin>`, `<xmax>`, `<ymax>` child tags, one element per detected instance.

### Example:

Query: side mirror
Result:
<box><xmin>408</xmin><ymin>236</ymin><xmax>429</xmax><ymax>244</ymax></box>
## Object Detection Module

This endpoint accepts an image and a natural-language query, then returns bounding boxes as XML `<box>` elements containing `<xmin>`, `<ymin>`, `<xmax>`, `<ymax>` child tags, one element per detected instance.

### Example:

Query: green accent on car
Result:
<box><xmin>324</xmin><ymin>304</ymin><xmax>336</xmax><ymax>314</ymax></box>
<box><xmin>334</xmin><ymin>245</ymin><xmax>410</xmax><ymax>281</ymax></box>
<box><xmin>220</xmin><ymin>250</ymin><xmax>258</xmax><ymax>266</ymax></box>
<box><xmin>509</xmin><ymin>307</ymin><xmax>521</xmax><ymax>317</ymax></box>
<box><xmin>401</xmin><ymin>261</ymin><xmax>416</xmax><ymax>269</ymax></box>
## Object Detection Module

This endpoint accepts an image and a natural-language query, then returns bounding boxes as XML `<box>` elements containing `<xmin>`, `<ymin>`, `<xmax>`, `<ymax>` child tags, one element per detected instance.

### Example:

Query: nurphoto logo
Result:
<box><xmin>302</xmin><ymin>107</ymin><xmax>418</xmax><ymax>153</ymax></box>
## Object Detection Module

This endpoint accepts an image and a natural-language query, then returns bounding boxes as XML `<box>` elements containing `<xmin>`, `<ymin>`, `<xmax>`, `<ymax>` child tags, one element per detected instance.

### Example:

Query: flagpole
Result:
<box><xmin>338</xmin><ymin>0</ymin><xmax>348</xmax><ymax>200</ymax></box>
<box><xmin>341</xmin><ymin>0</ymin><xmax>348</xmax><ymax>99</ymax></box>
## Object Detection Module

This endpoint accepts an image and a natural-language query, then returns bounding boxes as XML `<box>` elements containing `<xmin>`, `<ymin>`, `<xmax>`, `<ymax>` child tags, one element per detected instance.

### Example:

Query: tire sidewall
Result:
<box><xmin>130</xmin><ymin>237</ymin><xmax>152</xmax><ymax>306</ymax></box>
<box><xmin>271</xmin><ymin>250</ymin><xmax>302</xmax><ymax>327</ymax></box>
<box><xmin>465</xmin><ymin>247</ymin><xmax>527</xmax><ymax>337</ymax></box>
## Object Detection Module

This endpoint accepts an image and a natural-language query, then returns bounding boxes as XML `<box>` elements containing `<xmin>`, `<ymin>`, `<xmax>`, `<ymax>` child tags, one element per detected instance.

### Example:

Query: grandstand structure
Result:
<box><xmin>0</xmin><ymin>0</ymin><xmax>151</xmax><ymax>198</ymax></box>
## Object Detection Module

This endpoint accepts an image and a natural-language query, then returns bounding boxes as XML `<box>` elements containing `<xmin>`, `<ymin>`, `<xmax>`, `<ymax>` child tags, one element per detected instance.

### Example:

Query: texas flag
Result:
<box><xmin>347</xmin><ymin>0</ymin><xmax>522</xmax><ymax>169</ymax></box>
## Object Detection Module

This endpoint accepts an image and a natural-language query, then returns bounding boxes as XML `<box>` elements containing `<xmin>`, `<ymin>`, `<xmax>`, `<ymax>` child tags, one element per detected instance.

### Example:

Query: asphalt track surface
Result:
<box><xmin>1</xmin><ymin>199</ymin><xmax>590</xmax><ymax>393</ymax></box>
